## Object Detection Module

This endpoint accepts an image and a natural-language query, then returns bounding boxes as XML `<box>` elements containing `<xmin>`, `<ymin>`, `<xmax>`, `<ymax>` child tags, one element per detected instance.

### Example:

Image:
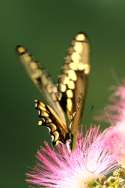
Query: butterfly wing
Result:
<box><xmin>16</xmin><ymin>45</ymin><xmax>66</xmax><ymax>125</ymax></box>
<box><xmin>16</xmin><ymin>32</ymin><xmax>90</xmax><ymax>149</ymax></box>
<box><xmin>35</xmin><ymin>99</ymin><xmax>69</xmax><ymax>145</ymax></box>
<box><xmin>58</xmin><ymin>33</ymin><xmax>90</xmax><ymax>140</ymax></box>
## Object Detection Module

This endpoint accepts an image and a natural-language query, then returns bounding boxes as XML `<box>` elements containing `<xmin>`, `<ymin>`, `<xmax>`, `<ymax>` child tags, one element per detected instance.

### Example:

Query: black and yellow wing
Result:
<box><xmin>16</xmin><ymin>45</ymin><xmax>66</xmax><ymax>125</ymax></box>
<box><xmin>34</xmin><ymin>100</ymin><xmax>69</xmax><ymax>145</ymax></box>
<box><xmin>16</xmin><ymin>32</ymin><xmax>90</xmax><ymax>149</ymax></box>
<box><xmin>58</xmin><ymin>33</ymin><xmax>90</xmax><ymax>143</ymax></box>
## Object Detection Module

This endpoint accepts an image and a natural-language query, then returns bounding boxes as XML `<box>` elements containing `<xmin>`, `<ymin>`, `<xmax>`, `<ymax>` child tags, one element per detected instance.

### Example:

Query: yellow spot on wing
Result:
<box><xmin>59</xmin><ymin>83</ymin><xmax>66</xmax><ymax>92</ymax></box>
<box><xmin>38</xmin><ymin>120</ymin><xmax>42</xmax><ymax>126</ymax></box>
<box><xmin>53</xmin><ymin>131</ymin><xmax>59</xmax><ymax>141</ymax></box>
<box><xmin>66</xmin><ymin>89</ymin><xmax>73</xmax><ymax>98</ymax></box>
<box><xmin>67</xmin><ymin>98</ymin><xmax>72</xmax><ymax>112</ymax></box>
<box><xmin>67</xmin><ymin>80</ymin><xmax>75</xmax><ymax>89</ymax></box>
<box><xmin>63</xmin><ymin>76</ymin><xmax>70</xmax><ymax>85</ymax></box>
<box><xmin>74</xmin><ymin>42</ymin><xmax>83</xmax><ymax>53</ymax></box>
<box><xmin>75</xmin><ymin>33</ymin><xmax>86</xmax><ymax>41</ymax></box>
<box><xmin>50</xmin><ymin>123</ymin><xmax>57</xmax><ymax>132</ymax></box>
<box><xmin>67</xmin><ymin>70</ymin><xmax>77</xmax><ymax>81</ymax></box>
<box><xmin>16</xmin><ymin>46</ymin><xmax>26</xmax><ymax>54</ymax></box>
<box><xmin>23</xmin><ymin>53</ymin><xmax>32</xmax><ymax>63</ymax></box>
<box><xmin>30</xmin><ymin>62</ymin><xmax>38</xmax><ymax>70</ymax></box>
<box><xmin>71</xmin><ymin>52</ymin><xmax>80</xmax><ymax>62</ymax></box>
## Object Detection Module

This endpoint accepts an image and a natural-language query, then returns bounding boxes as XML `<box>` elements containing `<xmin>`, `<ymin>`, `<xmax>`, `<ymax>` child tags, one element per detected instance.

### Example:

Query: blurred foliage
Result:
<box><xmin>1</xmin><ymin>0</ymin><xmax>125</xmax><ymax>187</ymax></box>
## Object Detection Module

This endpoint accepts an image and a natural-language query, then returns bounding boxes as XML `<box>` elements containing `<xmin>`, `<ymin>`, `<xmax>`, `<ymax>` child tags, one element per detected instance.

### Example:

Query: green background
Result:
<box><xmin>1</xmin><ymin>0</ymin><xmax>125</xmax><ymax>187</ymax></box>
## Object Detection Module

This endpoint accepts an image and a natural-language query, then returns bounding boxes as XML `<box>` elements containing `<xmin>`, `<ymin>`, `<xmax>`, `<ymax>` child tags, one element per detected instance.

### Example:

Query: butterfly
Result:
<box><xmin>16</xmin><ymin>32</ymin><xmax>90</xmax><ymax>149</ymax></box>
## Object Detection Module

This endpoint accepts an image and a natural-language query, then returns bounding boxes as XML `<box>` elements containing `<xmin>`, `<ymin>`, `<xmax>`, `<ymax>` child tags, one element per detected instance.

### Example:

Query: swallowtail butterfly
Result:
<box><xmin>16</xmin><ymin>32</ymin><xmax>90</xmax><ymax>149</ymax></box>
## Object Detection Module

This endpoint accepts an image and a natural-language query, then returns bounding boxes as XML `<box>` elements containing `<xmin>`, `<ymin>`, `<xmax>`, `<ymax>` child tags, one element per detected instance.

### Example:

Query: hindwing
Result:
<box><xmin>35</xmin><ymin>100</ymin><xmax>68</xmax><ymax>145</ymax></box>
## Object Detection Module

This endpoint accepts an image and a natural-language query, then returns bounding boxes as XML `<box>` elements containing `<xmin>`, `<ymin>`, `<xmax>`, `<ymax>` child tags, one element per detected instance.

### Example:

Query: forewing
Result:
<box><xmin>58</xmin><ymin>33</ymin><xmax>90</xmax><ymax>135</ymax></box>
<box><xmin>35</xmin><ymin>100</ymin><xmax>69</xmax><ymax>145</ymax></box>
<box><xmin>16</xmin><ymin>45</ymin><xmax>66</xmax><ymax>125</ymax></box>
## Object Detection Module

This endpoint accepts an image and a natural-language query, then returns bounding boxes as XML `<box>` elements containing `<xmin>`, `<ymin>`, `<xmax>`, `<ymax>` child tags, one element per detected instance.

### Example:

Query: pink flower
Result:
<box><xmin>26</xmin><ymin>127</ymin><xmax>117</xmax><ymax>188</ymax></box>
<box><xmin>97</xmin><ymin>82</ymin><xmax>125</xmax><ymax>167</ymax></box>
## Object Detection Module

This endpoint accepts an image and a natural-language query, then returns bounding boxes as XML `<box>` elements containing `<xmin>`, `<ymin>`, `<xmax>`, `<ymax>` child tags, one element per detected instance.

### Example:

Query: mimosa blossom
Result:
<box><xmin>97</xmin><ymin>82</ymin><xmax>125</xmax><ymax>167</ymax></box>
<box><xmin>27</xmin><ymin>128</ymin><xmax>117</xmax><ymax>188</ymax></box>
